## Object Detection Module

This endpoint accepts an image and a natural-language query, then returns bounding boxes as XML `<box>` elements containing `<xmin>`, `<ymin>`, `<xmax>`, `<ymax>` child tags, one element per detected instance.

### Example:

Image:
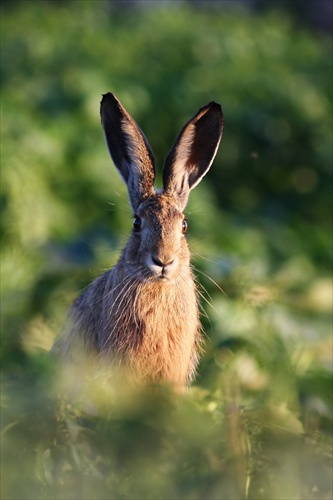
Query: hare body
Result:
<box><xmin>55</xmin><ymin>93</ymin><xmax>223</xmax><ymax>387</ymax></box>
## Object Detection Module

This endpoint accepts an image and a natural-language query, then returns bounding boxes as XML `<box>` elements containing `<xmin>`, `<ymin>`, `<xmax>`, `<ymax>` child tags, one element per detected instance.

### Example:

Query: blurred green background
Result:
<box><xmin>1</xmin><ymin>1</ymin><xmax>332</xmax><ymax>499</ymax></box>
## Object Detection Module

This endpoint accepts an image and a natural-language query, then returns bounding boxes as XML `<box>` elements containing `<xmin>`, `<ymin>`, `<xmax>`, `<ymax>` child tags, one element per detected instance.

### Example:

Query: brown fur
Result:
<box><xmin>54</xmin><ymin>93</ymin><xmax>223</xmax><ymax>387</ymax></box>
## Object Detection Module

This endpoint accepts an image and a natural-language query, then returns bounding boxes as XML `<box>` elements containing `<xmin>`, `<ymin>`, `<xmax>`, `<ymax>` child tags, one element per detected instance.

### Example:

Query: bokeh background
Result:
<box><xmin>1</xmin><ymin>1</ymin><xmax>332</xmax><ymax>499</ymax></box>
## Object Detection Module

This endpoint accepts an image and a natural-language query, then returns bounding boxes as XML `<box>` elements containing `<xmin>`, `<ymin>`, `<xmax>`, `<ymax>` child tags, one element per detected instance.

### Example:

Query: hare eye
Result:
<box><xmin>133</xmin><ymin>216</ymin><xmax>142</xmax><ymax>232</ymax></box>
<box><xmin>182</xmin><ymin>219</ymin><xmax>188</xmax><ymax>234</ymax></box>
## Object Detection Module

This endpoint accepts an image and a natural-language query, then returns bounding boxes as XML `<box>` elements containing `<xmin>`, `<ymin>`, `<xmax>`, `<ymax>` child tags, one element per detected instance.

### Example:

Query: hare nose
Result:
<box><xmin>152</xmin><ymin>255</ymin><xmax>174</xmax><ymax>268</ymax></box>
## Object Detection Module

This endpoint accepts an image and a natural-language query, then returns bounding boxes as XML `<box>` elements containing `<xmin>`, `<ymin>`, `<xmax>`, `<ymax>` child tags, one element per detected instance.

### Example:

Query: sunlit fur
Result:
<box><xmin>54</xmin><ymin>93</ymin><xmax>223</xmax><ymax>388</ymax></box>
<box><xmin>59</xmin><ymin>194</ymin><xmax>201</xmax><ymax>386</ymax></box>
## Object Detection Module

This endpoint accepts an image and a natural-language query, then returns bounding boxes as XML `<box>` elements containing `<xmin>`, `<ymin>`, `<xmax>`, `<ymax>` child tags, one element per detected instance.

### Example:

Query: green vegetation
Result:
<box><xmin>1</xmin><ymin>2</ymin><xmax>332</xmax><ymax>499</ymax></box>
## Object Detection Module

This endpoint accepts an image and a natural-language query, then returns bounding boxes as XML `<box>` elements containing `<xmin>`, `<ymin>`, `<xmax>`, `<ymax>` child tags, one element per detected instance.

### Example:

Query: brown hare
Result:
<box><xmin>55</xmin><ymin>92</ymin><xmax>223</xmax><ymax>388</ymax></box>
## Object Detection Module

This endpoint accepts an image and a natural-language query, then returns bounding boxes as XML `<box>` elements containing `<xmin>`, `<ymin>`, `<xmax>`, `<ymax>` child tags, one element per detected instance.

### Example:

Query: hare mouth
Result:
<box><xmin>145</xmin><ymin>254</ymin><xmax>177</xmax><ymax>282</ymax></box>
<box><xmin>150</xmin><ymin>268</ymin><xmax>175</xmax><ymax>282</ymax></box>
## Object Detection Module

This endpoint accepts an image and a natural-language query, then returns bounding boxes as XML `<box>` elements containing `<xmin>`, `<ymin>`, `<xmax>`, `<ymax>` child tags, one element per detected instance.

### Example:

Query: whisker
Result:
<box><xmin>101</xmin><ymin>276</ymin><xmax>139</xmax><ymax>347</ymax></box>
<box><xmin>193</xmin><ymin>266</ymin><xmax>230</xmax><ymax>300</ymax></box>
<box><xmin>92</xmin><ymin>273</ymin><xmax>128</xmax><ymax>305</ymax></box>
<box><xmin>196</xmin><ymin>281</ymin><xmax>223</xmax><ymax>322</ymax></box>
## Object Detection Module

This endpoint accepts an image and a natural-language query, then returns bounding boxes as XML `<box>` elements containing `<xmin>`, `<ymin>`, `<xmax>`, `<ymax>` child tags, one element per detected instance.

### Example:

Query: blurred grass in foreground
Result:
<box><xmin>1</xmin><ymin>1</ymin><xmax>332</xmax><ymax>499</ymax></box>
<box><xmin>1</xmin><ymin>362</ymin><xmax>332</xmax><ymax>499</ymax></box>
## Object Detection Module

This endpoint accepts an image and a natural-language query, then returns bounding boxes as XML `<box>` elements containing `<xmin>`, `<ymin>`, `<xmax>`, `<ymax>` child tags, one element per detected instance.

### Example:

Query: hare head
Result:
<box><xmin>56</xmin><ymin>93</ymin><xmax>223</xmax><ymax>387</ymax></box>
<box><xmin>100</xmin><ymin>92</ymin><xmax>223</xmax><ymax>284</ymax></box>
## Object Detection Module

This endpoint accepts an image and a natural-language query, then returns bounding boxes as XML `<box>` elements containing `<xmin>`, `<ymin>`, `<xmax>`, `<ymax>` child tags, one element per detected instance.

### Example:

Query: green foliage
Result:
<box><xmin>1</xmin><ymin>1</ymin><xmax>332</xmax><ymax>499</ymax></box>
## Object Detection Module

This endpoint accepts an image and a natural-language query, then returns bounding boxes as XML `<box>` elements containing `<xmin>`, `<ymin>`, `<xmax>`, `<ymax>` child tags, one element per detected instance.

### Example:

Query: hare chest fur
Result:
<box><xmin>56</xmin><ymin>93</ymin><xmax>223</xmax><ymax>387</ymax></box>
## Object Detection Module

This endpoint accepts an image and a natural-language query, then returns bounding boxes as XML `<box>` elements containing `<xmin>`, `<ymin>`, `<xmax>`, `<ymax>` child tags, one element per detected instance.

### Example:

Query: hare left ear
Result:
<box><xmin>100</xmin><ymin>93</ymin><xmax>156</xmax><ymax>212</ymax></box>
<box><xmin>163</xmin><ymin>102</ymin><xmax>223</xmax><ymax>211</ymax></box>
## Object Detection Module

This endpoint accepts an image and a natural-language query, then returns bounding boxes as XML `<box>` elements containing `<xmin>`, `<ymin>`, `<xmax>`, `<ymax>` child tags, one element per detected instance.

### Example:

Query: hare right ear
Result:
<box><xmin>100</xmin><ymin>93</ymin><xmax>156</xmax><ymax>212</ymax></box>
<box><xmin>163</xmin><ymin>102</ymin><xmax>223</xmax><ymax>211</ymax></box>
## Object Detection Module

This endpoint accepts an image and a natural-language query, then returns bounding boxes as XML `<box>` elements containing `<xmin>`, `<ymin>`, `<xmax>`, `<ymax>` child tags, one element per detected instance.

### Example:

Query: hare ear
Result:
<box><xmin>163</xmin><ymin>102</ymin><xmax>223</xmax><ymax>211</ymax></box>
<box><xmin>100</xmin><ymin>93</ymin><xmax>156</xmax><ymax>212</ymax></box>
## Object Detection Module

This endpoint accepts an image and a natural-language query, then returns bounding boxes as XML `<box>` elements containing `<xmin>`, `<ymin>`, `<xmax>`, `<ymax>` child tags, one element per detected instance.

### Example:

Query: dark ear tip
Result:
<box><xmin>101</xmin><ymin>92</ymin><xmax>119</xmax><ymax>107</ymax></box>
<box><xmin>100</xmin><ymin>93</ymin><xmax>123</xmax><ymax>123</ymax></box>
<box><xmin>206</xmin><ymin>101</ymin><xmax>224</xmax><ymax>118</ymax></box>
<box><xmin>196</xmin><ymin>101</ymin><xmax>223</xmax><ymax>124</ymax></box>
<box><xmin>208</xmin><ymin>100</ymin><xmax>221</xmax><ymax>108</ymax></box>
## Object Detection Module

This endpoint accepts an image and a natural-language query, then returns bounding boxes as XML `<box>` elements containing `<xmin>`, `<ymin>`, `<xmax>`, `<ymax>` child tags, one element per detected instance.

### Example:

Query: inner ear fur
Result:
<box><xmin>100</xmin><ymin>92</ymin><xmax>156</xmax><ymax>211</ymax></box>
<box><xmin>162</xmin><ymin>101</ymin><xmax>223</xmax><ymax>210</ymax></box>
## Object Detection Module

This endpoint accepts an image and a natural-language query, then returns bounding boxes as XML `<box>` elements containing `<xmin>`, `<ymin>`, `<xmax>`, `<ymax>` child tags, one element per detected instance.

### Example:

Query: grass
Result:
<box><xmin>1</xmin><ymin>2</ymin><xmax>332</xmax><ymax>498</ymax></box>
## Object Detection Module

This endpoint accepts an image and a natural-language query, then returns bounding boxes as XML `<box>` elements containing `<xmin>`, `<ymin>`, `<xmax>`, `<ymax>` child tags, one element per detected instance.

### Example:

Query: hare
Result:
<box><xmin>55</xmin><ymin>92</ymin><xmax>223</xmax><ymax>387</ymax></box>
